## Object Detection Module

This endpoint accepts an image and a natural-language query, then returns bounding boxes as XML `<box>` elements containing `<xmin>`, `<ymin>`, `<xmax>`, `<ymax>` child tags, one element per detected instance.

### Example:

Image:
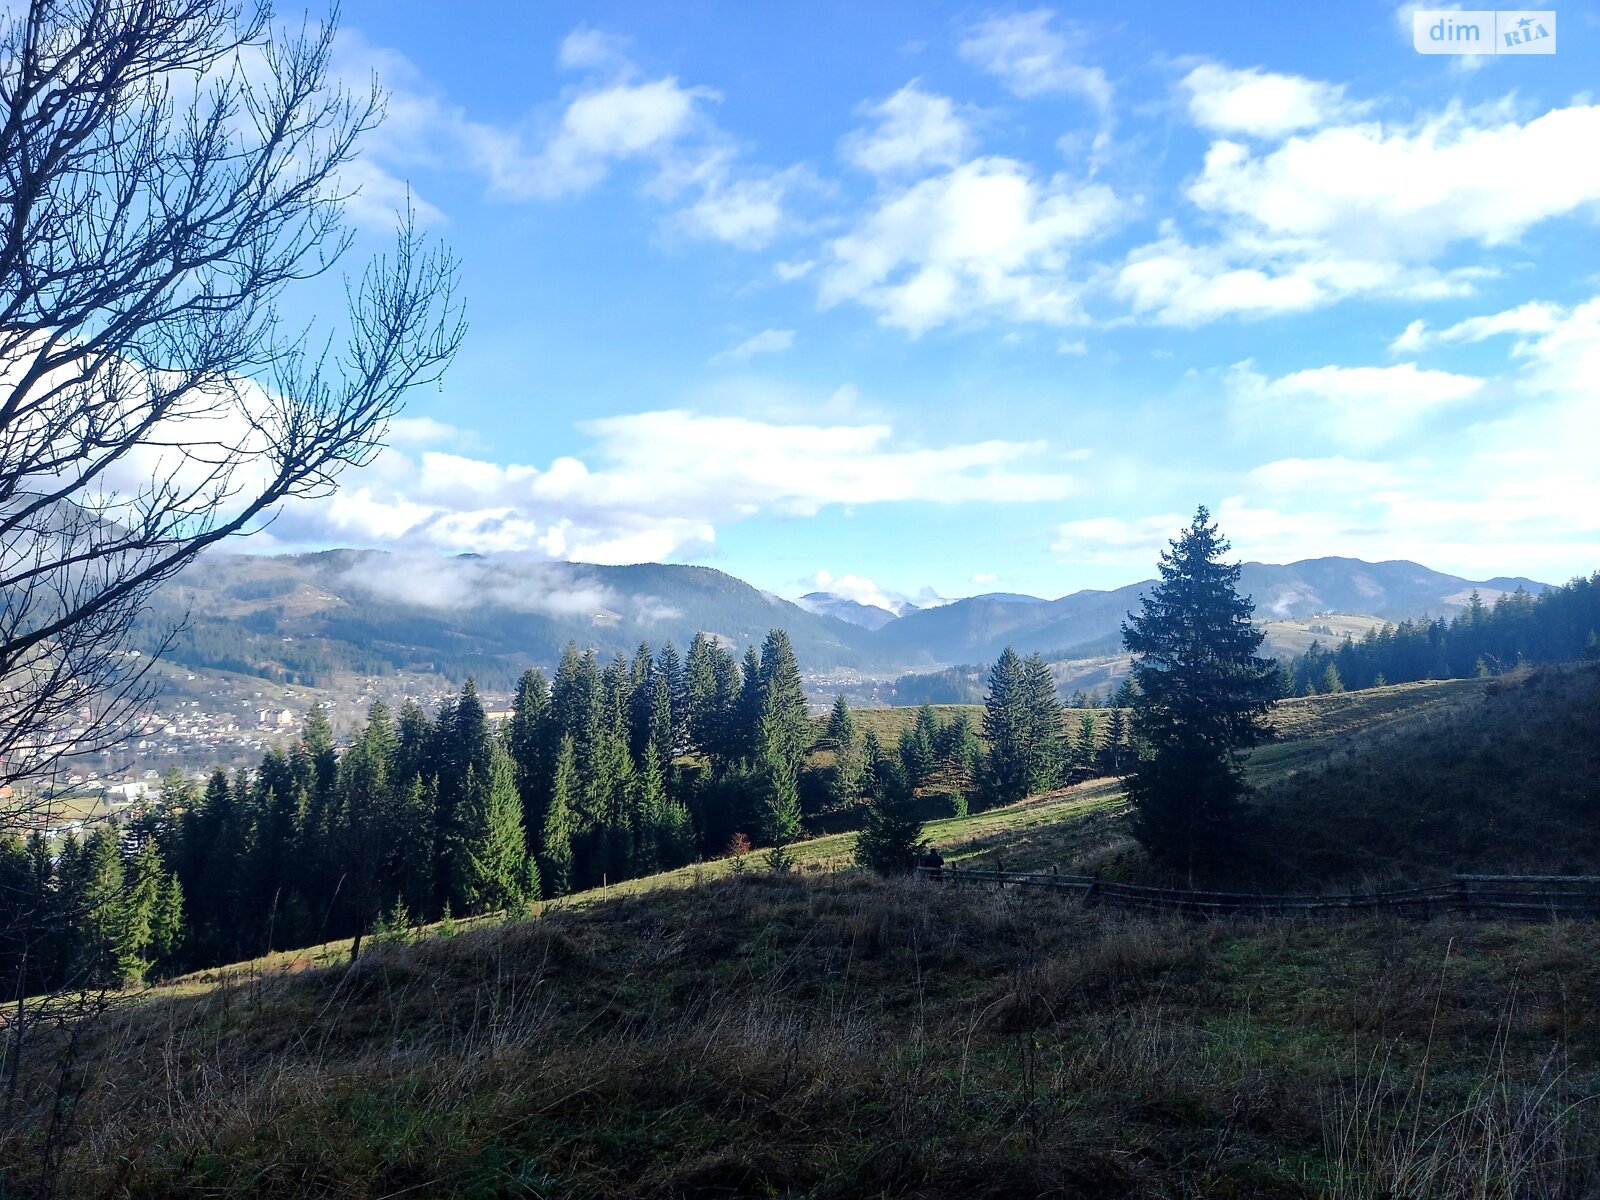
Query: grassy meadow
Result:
<box><xmin>5</xmin><ymin>872</ymin><xmax>1597</xmax><ymax>1198</ymax></box>
<box><xmin>6</xmin><ymin>667</ymin><xmax>1599</xmax><ymax>1198</ymax></box>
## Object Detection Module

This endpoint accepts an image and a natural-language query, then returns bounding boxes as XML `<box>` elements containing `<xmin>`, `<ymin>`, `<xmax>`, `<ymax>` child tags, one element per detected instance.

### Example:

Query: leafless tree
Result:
<box><xmin>0</xmin><ymin>0</ymin><xmax>465</xmax><ymax>828</ymax></box>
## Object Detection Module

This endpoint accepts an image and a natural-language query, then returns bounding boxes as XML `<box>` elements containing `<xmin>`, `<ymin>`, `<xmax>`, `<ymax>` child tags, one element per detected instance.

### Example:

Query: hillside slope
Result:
<box><xmin>6</xmin><ymin>873</ymin><xmax>1596</xmax><ymax>1198</ymax></box>
<box><xmin>1248</xmin><ymin>663</ymin><xmax>1600</xmax><ymax>883</ymax></box>
<box><xmin>144</xmin><ymin>550</ymin><xmax>887</xmax><ymax>687</ymax></box>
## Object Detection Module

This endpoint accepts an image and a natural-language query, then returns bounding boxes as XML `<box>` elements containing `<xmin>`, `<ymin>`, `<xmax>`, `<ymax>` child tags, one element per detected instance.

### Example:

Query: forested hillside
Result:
<box><xmin>137</xmin><ymin>551</ymin><xmax>886</xmax><ymax>688</ymax></box>
<box><xmin>1286</xmin><ymin>573</ymin><xmax>1600</xmax><ymax>694</ymax></box>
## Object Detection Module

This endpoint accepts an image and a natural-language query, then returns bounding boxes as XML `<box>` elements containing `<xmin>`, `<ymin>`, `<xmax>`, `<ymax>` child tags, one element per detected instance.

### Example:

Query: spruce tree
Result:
<box><xmin>648</xmin><ymin>671</ymin><xmax>676</xmax><ymax>797</ymax></box>
<box><xmin>825</xmin><ymin>694</ymin><xmax>854</xmax><ymax>745</ymax></box>
<box><xmin>735</xmin><ymin>644</ymin><xmax>764</xmax><ymax>764</ymax></box>
<box><xmin>685</xmin><ymin>633</ymin><xmax>719</xmax><ymax>758</ymax></box>
<box><xmin>1101</xmin><ymin>708</ymin><xmax>1128</xmax><ymax>775</ymax></box>
<box><xmin>338</xmin><ymin>702</ymin><xmax>397</xmax><ymax>953</ymax></box>
<box><xmin>1121</xmin><ymin>506</ymin><xmax>1278</xmax><ymax>878</ymax></box>
<box><xmin>1075</xmin><ymin>711</ymin><xmax>1098</xmax><ymax>776</ymax></box>
<box><xmin>757</xmin><ymin>724</ymin><xmax>803</xmax><ymax>863</ymax></box>
<box><xmin>853</xmin><ymin>756</ymin><xmax>925</xmax><ymax>875</ymax></box>
<box><xmin>860</xmin><ymin>729</ymin><xmax>885</xmax><ymax>799</ymax></box>
<box><xmin>1021</xmin><ymin>653</ymin><xmax>1064</xmax><ymax>792</ymax></box>
<box><xmin>981</xmin><ymin>648</ymin><xmax>1031</xmax><ymax>806</ymax></box>
<box><xmin>507</xmin><ymin>668</ymin><xmax>552</xmax><ymax>842</ymax></box>
<box><xmin>149</xmin><ymin>868</ymin><xmax>185</xmax><ymax>977</ymax></box>
<box><xmin>540</xmin><ymin>735</ymin><xmax>578</xmax><ymax>898</ymax></box>
<box><xmin>827</xmin><ymin>695</ymin><xmax>863</xmax><ymax>805</ymax></box>
<box><xmin>627</xmin><ymin>642</ymin><xmax>656</xmax><ymax>762</ymax></box>
<box><xmin>756</xmin><ymin>629</ymin><xmax>810</xmax><ymax>775</ymax></box>
<box><xmin>630</xmin><ymin>742</ymin><xmax>668</xmax><ymax>875</ymax></box>
<box><xmin>392</xmin><ymin>774</ymin><xmax>436</xmax><ymax>920</ymax></box>
<box><xmin>658</xmin><ymin>639</ymin><xmax>690</xmax><ymax>755</ymax></box>
<box><xmin>453</xmin><ymin>741</ymin><xmax>530</xmax><ymax>915</ymax></box>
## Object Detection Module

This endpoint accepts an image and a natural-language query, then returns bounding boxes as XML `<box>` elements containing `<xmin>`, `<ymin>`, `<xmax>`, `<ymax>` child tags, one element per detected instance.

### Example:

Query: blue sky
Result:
<box><xmin>263</xmin><ymin>1</ymin><xmax>1600</xmax><ymax>608</ymax></box>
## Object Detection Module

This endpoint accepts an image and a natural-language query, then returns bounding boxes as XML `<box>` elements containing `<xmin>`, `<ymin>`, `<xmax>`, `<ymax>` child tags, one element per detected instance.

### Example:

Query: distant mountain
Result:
<box><xmin>1236</xmin><ymin>558</ymin><xmax>1546</xmax><ymax>622</ymax></box>
<box><xmin>794</xmin><ymin>591</ymin><xmax>904</xmax><ymax>631</ymax></box>
<box><xmin>143</xmin><ymin>551</ymin><xmax>890</xmax><ymax>691</ymax></box>
<box><xmin>868</xmin><ymin>558</ymin><xmax>1550</xmax><ymax>667</ymax></box>
<box><xmin>143</xmin><ymin>550</ymin><xmax>1552</xmax><ymax>692</ymax></box>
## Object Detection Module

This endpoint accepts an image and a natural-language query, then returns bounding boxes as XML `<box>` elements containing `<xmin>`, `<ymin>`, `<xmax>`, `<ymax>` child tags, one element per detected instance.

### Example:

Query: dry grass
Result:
<box><xmin>3</xmin><ymin>873</ymin><xmax>1598</xmax><ymax>1198</ymax></box>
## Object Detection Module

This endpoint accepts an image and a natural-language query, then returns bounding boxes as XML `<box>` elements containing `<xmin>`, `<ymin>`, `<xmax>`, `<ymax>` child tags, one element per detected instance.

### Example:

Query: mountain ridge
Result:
<box><xmin>145</xmin><ymin>549</ymin><xmax>1551</xmax><ymax>690</ymax></box>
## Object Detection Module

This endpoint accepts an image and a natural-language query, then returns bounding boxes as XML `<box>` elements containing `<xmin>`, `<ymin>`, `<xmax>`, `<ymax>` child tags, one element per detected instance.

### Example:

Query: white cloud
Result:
<box><xmin>805</xmin><ymin>569</ymin><xmax>903</xmax><ymax>612</ymax></box>
<box><xmin>386</xmin><ymin>416</ymin><xmax>465</xmax><ymax>446</ymax></box>
<box><xmin>530</xmin><ymin>77</ymin><xmax>713</xmax><ymax>198</ymax></box>
<box><xmin>1052</xmin><ymin>513</ymin><xmax>1189</xmax><ymax>563</ymax></box>
<box><xmin>774</xmin><ymin>259</ymin><xmax>815</xmax><ymax>281</ymax></box>
<box><xmin>841</xmin><ymin>83</ymin><xmax>972</xmax><ymax>176</ymax></box>
<box><xmin>1180</xmin><ymin>63</ymin><xmax>1359</xmax><ymax>138</ymax></box>
<box><xmin>558</xmin><ymin>27</ymin><xmax>631</xmax><ymax>73</ymax></box>
<box><xmin>336</xmin><ymin>157</ymin><xmax>446</xmax><ymax>231</ymax></box>
<box><xmin>339</xmin><ymin>553</ymin><xmax>618</xmax><ymax>616</ymax></box>
<box><xmin>1055</xmin><ymin>486</ymin><xmax>1599</xmax><ymax>582</ymax></box>
<box><xmin>1389</xmin><ymin>301</ymin><xmax>1568</xmax><ymax>353</ymax></box>
<box><xmin>334</xmin><ymin>26</ymin><xmax>798</xmax><ymax>246</ymax></box>
<box><xmin>1112</xmin><ymin>100</ymin><xmax>1600</xmax><ymax>325</ymax></box>
<box><xmin>818</xmin><ymin>157</ymin><xmax>1122</xmax><ymax>333</ymax></box>
<box><xmin>1114</xmin><ymin>227</ymin><xmax>1488</xmax><ymax>325</ymax></box>
<box><xmin>671</xmin><ymin>161</ymin><xmax>808</xmax><ymax>249</ymax></box>
<box><xmin>958</xmin><ymin>10</ymin><xmax>1111</xmax><ymax>111</ymax></box>
<box><xmin>273</xmin><ymin>408</ymin><xmax>1080</xmax><ymax>562</ymax></box>
<box><xmin>1053</xmin><ymin>295</ymin><xmax>1600</xmax><ymax>580</ymax></box>
<box><xmin>710</xmin><ymin>329</ymin><xmax>796</xmax><ymax>364</ymax></box>
<box><xmin>1228</xmin><ymin>360</ymin><xmax>1486</xmax><ymax>448</ymax></box>
<box><xmin>1188</xmin><ymin>104</ymin><xmax>1600</xmax><ymax>261</ymax></box>
<box><xmin>969</xmin><ymin>571</ymin><xmax>999</xmax><ymax>584</ymax></box>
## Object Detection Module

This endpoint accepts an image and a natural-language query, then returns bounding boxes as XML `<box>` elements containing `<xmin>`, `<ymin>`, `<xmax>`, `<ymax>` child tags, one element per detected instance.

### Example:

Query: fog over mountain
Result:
<box><xmin>144</xmin><ymin>549</ymin><xmax>1548</xmax><ymax>692</ymax></box>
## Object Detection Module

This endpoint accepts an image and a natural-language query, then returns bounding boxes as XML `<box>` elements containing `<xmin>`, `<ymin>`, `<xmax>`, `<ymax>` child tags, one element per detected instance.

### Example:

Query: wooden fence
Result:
<box><xmin>916</xmin><ymin>865</ymin><xmax>1600</xmax><ymax>921</ymax></box>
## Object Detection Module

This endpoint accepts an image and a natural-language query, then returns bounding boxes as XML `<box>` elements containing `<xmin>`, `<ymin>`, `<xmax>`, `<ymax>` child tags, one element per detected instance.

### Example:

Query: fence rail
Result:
<box><xmin>916</xmin><ymin>865</ymin><xmax>1600</xmax><ymax>921</ymax></box>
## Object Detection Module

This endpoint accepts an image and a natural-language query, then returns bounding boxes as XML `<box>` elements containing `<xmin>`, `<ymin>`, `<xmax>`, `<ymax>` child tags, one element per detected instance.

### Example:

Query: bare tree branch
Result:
<box><xmin>0</xmin><ymin>0</ymin><xmax>466</xmax><ymax>820</ymax></box>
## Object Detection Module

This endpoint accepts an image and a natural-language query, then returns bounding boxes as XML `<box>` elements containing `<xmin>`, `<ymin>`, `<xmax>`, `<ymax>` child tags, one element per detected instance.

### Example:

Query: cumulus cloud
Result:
<box><xmin>530</xmin><ymin>76</ymin><xmax>714</xmax><ymax>198</ymax></box>
<box><xmin>332</xmin><ymin>25</ymin><xmax>800</xmax><ymax>247</ymax></box>
<box><xmin>1114</xmin><ymin>228</ymin><xmax>1486</xmax><ymax>325</ymax></box>
<box><xmin>667</xmin><ymin>158</ymin><xmax>813</xmax><ymax>249</ymax></box>
<box><xmin>840</xmin><ymin>83</ymin><xmax>973</xmax><ymax>176</ymax></box>
<box><xmin>818</xmin><ymin>157</ymin><xmax>1122</xmax><ymax>333</ymax></box>
<box><xmin>805</xmin><ymin>569</ymin><xmax>904</xmax><ymax>612</ymax></box>
<box><xmin>1180</xmin><ymin>63</ymin><xmax>1359</xmax><ymax>138</ymax></box>
<box><xmin>270</xmin><ymin>408</ymin><xmax>1080</xmax><ymax>563</ymax></box>
<box><xmin>1187</xmin><ymin>104</ymin><xmax>1600</xmax><ymax>262</ymax></box>
<box><xmin>1054</xmin><ymin>296</ymin><xmax>1600</xmax><ymax>579</ymax></box>
<box><xmin>558</xmin><ymin>26</ymin><xmax>632</xmax><ymax>73</ymax></box>
<box><xmin>710</xmin><ymin>329</ymin><xmax>796</xmax><ymax>364</ymax></box>
<box><xmin>1114</xmin><ymin>100</ymin><xmax>1600</xmax><ymax>324</ymax></box>
<box><xmin>958</xmin><ymin>10</ymin><xmax>1111</xmax><ymax>112</ymax></box>
<box><xmin>1227</xmin><ymin>360</ymin><xmax>1487</xmax><ymax>448</ymax></box>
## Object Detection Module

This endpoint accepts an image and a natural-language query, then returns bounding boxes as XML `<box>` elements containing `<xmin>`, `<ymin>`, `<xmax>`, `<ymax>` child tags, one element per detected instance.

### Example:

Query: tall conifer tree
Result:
<box><xmin>1121</xmin><ymin>506</ymin><xmax>1278</xmax><ymax>878</ymax></box>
